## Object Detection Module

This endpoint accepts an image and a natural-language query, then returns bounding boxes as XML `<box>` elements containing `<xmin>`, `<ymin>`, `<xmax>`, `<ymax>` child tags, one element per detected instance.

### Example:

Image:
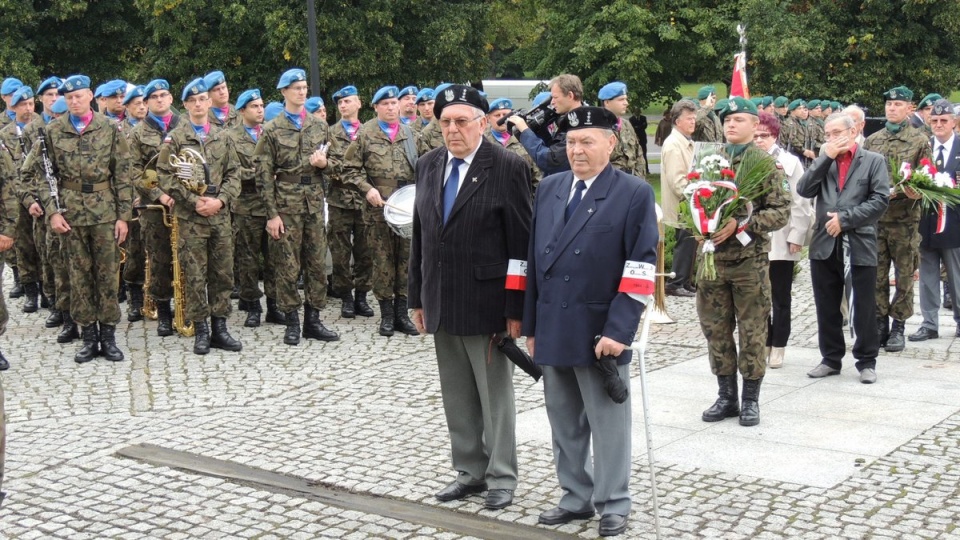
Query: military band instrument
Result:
<box><xmin>383</xmin><ymin>185</ymin><xmax>415</xmax><ymax>239</ymax></box>
<box><xmin>135</xmin><ymin>203</ymin><xmax>193</xmax><ymax>336</ymax></box>
<box><xmin>135</xmin><ymin>204</ymin><xmax>169</xmax><ymax>321</ymax></box>
<box><xmin>36</xmin><ymin>127</ymin><xmax>65</xmax><ymax>214</ymax></box>
<box><xmin>170</xmin><ymin>147</ymin><xmax>212</xmax><ymax>195</ymax></box>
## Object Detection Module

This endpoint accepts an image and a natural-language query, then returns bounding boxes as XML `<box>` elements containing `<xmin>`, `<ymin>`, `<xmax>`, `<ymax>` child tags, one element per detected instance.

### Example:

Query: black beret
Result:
<box><xmin>931</xmin><ymin>99</ymin><xmax>955</xmax><ymax>117</ymax></box>
<box><xmin>433</xmin><ymin>84</ymin><xmax>489</xmax><ymax>118</ymax></box>
<box><xmin>557</xmin><ymin>106</ymin><xmax>618</xmax><ymax>132</ymax></box>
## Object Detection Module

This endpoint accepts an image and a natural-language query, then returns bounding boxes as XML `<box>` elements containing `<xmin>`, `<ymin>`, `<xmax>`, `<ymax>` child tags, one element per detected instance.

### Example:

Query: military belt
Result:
<box><xmin>203</xmin><ymin>185</ymin><xmax>219</xmax><ymax>196</ymax></box>
<box><xmin>61</xmin><ymin>181</ymin><xmax>111</xmax><ymax>193</ymax></box>
<box><xmin>277</xmin><ymin>173</ymin><xmax>321</xmax><ymax>185</ymax></box>
<box><xmin>240</xmin><ymin>180</ymin><xmax>258</xmax><ymax>194</ymax></box>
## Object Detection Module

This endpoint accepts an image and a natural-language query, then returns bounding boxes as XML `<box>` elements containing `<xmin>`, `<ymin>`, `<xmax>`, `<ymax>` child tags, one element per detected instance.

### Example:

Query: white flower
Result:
<box><xmin>934</xmin><ymin>172</ymin><xmax>955</xmax><ymax>189</ymax></box>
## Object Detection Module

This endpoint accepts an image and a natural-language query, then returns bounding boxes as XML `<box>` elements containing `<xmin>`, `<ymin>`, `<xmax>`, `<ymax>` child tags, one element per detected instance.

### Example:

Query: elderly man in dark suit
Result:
<box><xmin>910</xmin><ymin>99</ymin><xmax>960</xmax><ymax>341</ymax></box>
<box><xmin>798</xmin><ymin>112</ymin><xmax>890</xmax><ymax>384</ymax></box>
<box><xmin>523</xmin><ymin>106</ymin><xmax>658</xmax><ymax>537</ymax></box>
<box><xmin>408</xmin><ymin>85</ymin><xmax>532</xmax><ymax>511</ymax></box>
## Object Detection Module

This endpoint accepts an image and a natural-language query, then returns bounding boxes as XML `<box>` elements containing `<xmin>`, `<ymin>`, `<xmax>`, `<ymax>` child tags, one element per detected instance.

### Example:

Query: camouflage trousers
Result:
<box><xmin>233</xmin><ymin>213</ymin><xmax>275</xmax><ymax>302</ymax></box>
<box><xmin>328</xmin><ymin>205</ymin><xmax>372</xmax><ymax>296</ymax></box>
<box><xmin>141</xmin><ymin>208</ymin><xmax>173</xmax><ymax>301</ymax></box>
<box><xmin>177</xmin><ymin>219</ymin><xmax>233</xmax><ymax>321</ymax></box>
<box><xmin>35</xmin><ymin>218</ymin><xmax>53</xmax><ymax>292</ymax></box>
<box><xmin>269</xmin><ymin>212</ymin><xmax>327</xmax><ymax>312</ymax></box>
<box><xmin>876</xmin><ymin>221</ymin><xmax>920</xmax><ymax>322</ymax></box>
<box><xmin>0</xmin><ymin>263</ymin><xmax>7</xmax><ymax>335</ymax></box>
<box><xmin>46</xmin><ymin>226</ymin><xmax>70</xmax><ymax>311</ymax></box>
<box><xmin>62</xmin><ymin>223</ymin><xmax>121</xmax><ymax>326</ymax></box>
<box><xmin>14</xmin><ymin>205</ymin><xmax>41</xmax><ymax>283</ymax></box>
<box><xmin>696</xmin><ymin>255</ymin><xmax>771</xmax><ymax>380</ymax></box>
<box><xmin>364</xmin><ymin>205</ymin><xmax>409</xmax><ymax>301</ymax></box>
<box><xmin>122</xmin><ymin>218</ymin><xmax>144</xmax><ymax>285</ymax></box>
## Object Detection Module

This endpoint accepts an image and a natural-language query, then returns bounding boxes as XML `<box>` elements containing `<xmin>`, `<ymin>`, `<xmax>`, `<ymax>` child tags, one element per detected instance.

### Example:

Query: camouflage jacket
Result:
<box><xmin>863</xmin><ymin>123</ymin><xmax>933</xmax><ymax>223</ymax></box>
<box><xmin>809</xmin><ymin>118</ymin><xmax>824</xmax><ymax>154</ymax></box>
<box><xmin>777</xmin><ymin>114</ymin><xmax>795</xmax><ymax>151</ymax></box>
<box><xmin>128</xmin><ymin>115</ymin><xmax>182</xmax><ymax>204</ymax></box>
<box><xmin>713</xmin><ymin>144</ymin><xmax>791</xmax><ymax>262</ymax></box>
<box><xmin>254</xmin><ymin>111</ymin><xmax>336</xmax><ymax>218</ymax></box>
<box><xmin>208</xmin><ymin>104</ymin><xmax>240</xmax><ymax>129</ymax></box>
<box><xmin>18</xmin><ymin>115</ymin><xmax>57</xmax><ymax>210</ymax></box>
<box><xmin>341</xmin><ymin>119</ymin><xmax>417</xmax><ymax>200</ymax></box>
<box><xmin>326</xmin><ymin>121</ymin><xmax>365</xmax><ymax>210</ymax></box>
<box><xmin>417</xmin><ymin>118</ymin><xmax>444</xmax><ymax>155</ymax></box>
<box><xmin>157</xmin><ymin>123</ymin><xmax>239</xmax><ymax>225</ymax></box>
<box><xmin>225</xmin><ymin>124</ymin><xmax>265</xmax><ymax>216</ymax></box>
<box><xmin>25</xmin><ymin>112</ymin><xmax>133</xmax><ymax>226</ymax></box>
<box><xmin>788</xmin><ymin>118</ymin><xmax>808</xmax><ymax>157</ymax></box>
<box><xmin>0</xmin><ymin>141</ymin><xmax>16</xmax><ymax>239</ymax></box>
<box><xmin>0</xmin><ymin>122</ymin><xmax>30</xmax><ymax>209</ymax></box>
<box><xmin>484</xmin><ymin>128</ymin><xmax>542</xmax><ymax>191</ymax></box>
<box><xmin>693</xmin><ymin>108</ymin><xmax>723</xmax><ymax>143</ymax></box>
<box><xmin>610</xmin><ymin>118</ymin><xmax>646</xmax><ymax>179</ymax></box>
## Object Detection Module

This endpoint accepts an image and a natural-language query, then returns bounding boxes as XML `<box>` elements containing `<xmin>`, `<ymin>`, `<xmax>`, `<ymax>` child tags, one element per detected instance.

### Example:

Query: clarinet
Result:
<box><xmin>37</xmin><ymin>127</ymin><xmax>65</xmax><ymax>214</ymax></box>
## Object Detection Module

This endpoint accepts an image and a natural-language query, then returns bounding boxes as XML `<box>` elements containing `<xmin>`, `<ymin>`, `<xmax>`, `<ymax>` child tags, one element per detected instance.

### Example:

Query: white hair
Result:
<box><xmin>842</xmin><ymin>105</ymin><xmax>865</xmax><ymax>123</ymax></box>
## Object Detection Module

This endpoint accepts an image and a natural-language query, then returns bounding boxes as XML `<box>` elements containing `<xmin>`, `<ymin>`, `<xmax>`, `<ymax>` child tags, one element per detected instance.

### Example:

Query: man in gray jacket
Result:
<box><xmin>797</xmin><ymin>113</ymin><xmax>890</xmax><ymax>384</ymax></box>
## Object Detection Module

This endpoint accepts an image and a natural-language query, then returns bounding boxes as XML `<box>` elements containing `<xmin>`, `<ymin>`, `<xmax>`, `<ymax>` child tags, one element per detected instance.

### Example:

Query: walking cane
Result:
<box><xmin>630</xmin><ymin>271</ymin><xmax>673</xmax><ymax>540</ymax></box>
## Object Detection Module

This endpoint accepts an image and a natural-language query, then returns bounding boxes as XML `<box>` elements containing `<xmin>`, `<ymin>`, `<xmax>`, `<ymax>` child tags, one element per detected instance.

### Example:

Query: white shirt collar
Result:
<box><xmin>567</xmin><ymin>173</ymin><xmax>599</xmax><ymax>204</ymax></box>
<box><xmin>934</xmin><ymin>133</ymin><xmax>955</xmax><ymax>160</ymax></box>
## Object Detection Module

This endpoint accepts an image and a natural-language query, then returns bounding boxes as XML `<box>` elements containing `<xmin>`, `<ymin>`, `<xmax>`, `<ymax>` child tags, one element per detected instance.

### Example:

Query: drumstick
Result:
<box><xmin>383</xmin><ymin>202</ymin><xmax>412</xmax><ymax>215</ymax></box>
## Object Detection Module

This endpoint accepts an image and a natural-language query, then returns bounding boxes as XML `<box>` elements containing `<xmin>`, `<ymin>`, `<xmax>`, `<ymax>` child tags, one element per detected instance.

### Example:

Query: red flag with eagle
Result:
<box><xmin>730</xmin><ymin>52</ymin><xmax>750</xmax><ymax>98</ymax></box>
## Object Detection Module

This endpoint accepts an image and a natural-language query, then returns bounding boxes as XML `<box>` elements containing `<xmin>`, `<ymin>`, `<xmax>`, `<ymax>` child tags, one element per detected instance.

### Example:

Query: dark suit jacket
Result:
<box><xmin>408</xmin><ymin>139</ymin><xmax>532</xmax><ymax>336</ymax></box>
<box><xmin>521</xmin><ymin>164</ymin><xmax>658</xmax><ymax>367</ymax></box>
<box><xmin>919</xmin><ymin>137</ymin><xmax>960</xmax><ymax>250</ymax></box>
<box><xmin>797</xmin><ymin>147</ymin><xmax>890</xmax><ymax>266</ymax></box>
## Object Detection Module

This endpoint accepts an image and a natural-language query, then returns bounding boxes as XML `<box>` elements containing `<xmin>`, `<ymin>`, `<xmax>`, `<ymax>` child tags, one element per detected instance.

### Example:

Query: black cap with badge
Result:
<box><xmin>556</xmin><ymin>106</ymin><xmax>619</xmax><ymax>132</ymax></box>
<box><xmin>433</xmin><ymin>84</ymin><xmax>489</xmax><ymax>117</ymax></box>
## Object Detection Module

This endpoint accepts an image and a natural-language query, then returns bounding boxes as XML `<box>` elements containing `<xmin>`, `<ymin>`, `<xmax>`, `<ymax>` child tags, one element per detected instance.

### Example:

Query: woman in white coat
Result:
<box><xmin>754</xmin><ymin>112</ymin><xmax>814</xmax><ymax>368</ymax></box>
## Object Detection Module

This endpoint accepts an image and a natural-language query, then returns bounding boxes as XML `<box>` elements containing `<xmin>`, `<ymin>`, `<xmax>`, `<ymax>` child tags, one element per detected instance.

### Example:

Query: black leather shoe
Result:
<box><xmin>666</xmin><ymin>286</ymin><xmax>695</xmax><ymax>298</ymax></box>
<box><xmin>9</xmin><ymin>267</ymin><xmax>23</xmax><ymax>298</ymax></box>
<box><xmin>127</xmin><ymin>286</ymin><xmax>144</xmax><ymax>322</ymax></box>
<box><xmin>265</xmin><ymin>297</ymin><xmax>286</xmax><ymax>325</ymax></box>
<box><xmin>230</xmin><ymin>285</ymin><xmax>240</xmax><ymax>300</ymax></box>
<box><xmin>393</xmin><ymin>297</ymin><xmax>419</xmax><ymax>336</ymax></box>
<box><xmin>0</xmin><ymin>350</ymin><xmax>9</xmax><ymax>371</ymax></box>
<box><xmin>23</xmin><ymin>282</ymin><xmax>40</xmax><ymax>313</ymax></box>
<box><xmin>945</xmin><ymin>288</ymin><xmax>953</xmax><ymax>310</ymax></box>
<box><xmin>45</xmin><ymin>309</ymin><xmax>64</xmax><ymax>328</ymax></box>
<box><xmin>284</xmin><ymin>310</ymin><xmax>301</xmax><ymax>345</ymax></box>
<box><xmin>244</xmin><ymin>300</ymin><xmax>262</xmax><ymax>328</ymax></box>
<box><xmin>702</xmin><ymin>374</ymin><xmax>739</xmax><ymax>422</ymax></box>
<box><xmin>885</xmin><ymin>319</ymin><xmax>906</xmax><ymax>352</ymax></box>
<box><xmin>237</xmin><ymin>298</ymin><xmax>251</xmax><ymax>312</ymax></box>
<box><xmin>74</xmin><ymin>324</ymin><xmax>100</xmax><ymax>364</ymax></box>
<box><xmin>354</xmin><ymin>291</ymin><xmax>374</xmax><ymax>317</ymax></box>
<box><xmin>599</xmin><ymin>514</ymin><xmax>628</xmax><ymax>537</ymax></box>
<box><xmin>538</xmin><ymin>506</ymin><xmax>596</xmax><ymax>525</ymax></box>
<box><xmin>211</xmin><ymin>316</ymin><xmax>243</xmax><ymax>351</ymax></box>
<box><xmin>340</xmin><ymin>296</ymin><xmax>355</xmax><ymax>318</ymax></box>
<box><xmin>739</xmin><ymin>378</ymin><xmax>762</xmax><ymax>427</ymax></box>
<box><xmin>156</xmin><ymin>300</ymin><xmax>174</xmax><ymax>337</ymax></box>
<box><xmin>99</xmin><ymin>323</ymin><xmax>124</xmax><ymax>362</ymax></box>
<box><xmin>193</xmin><ymin>320</ymin><xmax>211</xmax><ymax>355</ymax></box>
<box><xmin>378</xmin><ymin>299</ymin><xmax>395</xmax><ymax>337</ymax></box>
<box><xmin>58</xmin><ymin>312</ymin><xmax>80</xmax><ymax>343</ymax></box>
<box><xmin>303</xmin><ymin>305</ymin><xmax>340</xmax><ymax>341</ymax></box>
<box><xmin>908</xmin><ymin>327</ymin><xmax>939</xmax><ymax>341</ymax></box>
<box><xmin>484</xmin><ymin>489</ymin><xmax>513</xmax><ymax>510</ymax></box>
<box><xmin>435</xmin><ymin>481</ymin><xmax>486</xmax><ymax>502</ymax></box>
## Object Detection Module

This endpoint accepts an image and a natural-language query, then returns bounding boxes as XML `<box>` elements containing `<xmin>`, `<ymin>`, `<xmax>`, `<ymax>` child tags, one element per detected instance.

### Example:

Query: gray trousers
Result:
<box><xmin>918</xmin><ymin>245</ymin><xmax>960</xmax><ymax>332</ymax></box>
<box><xmin>542</xmin><ymin>364</ymin><xmax>632</xmax><ymax>517</ymax></box>
<box><xmin>433</xmin><ymin>327</ymin><xmax>518</xmax><ymax>490</ymax></box>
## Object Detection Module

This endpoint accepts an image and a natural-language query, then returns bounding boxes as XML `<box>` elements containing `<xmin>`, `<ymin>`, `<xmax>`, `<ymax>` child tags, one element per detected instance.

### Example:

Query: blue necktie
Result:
<box><xmin>936</xmin><ymin>145</ymin><xmax>945</xmax><ymax>171</ymax></box>
<box><xmin>565</xmin><ymin>180</ymin><xmax>587</xmax><ymax>223</ymax></box>
<box><xmin>443</xmin><ymin>158</ymin><xmax>464</xmax><ymax>224</ymax></box>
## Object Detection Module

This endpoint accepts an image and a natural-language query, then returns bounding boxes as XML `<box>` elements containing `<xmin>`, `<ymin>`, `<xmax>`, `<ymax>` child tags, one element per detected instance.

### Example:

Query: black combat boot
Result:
<box><xmin>265</xmin><ymin>297</ymin><xmax>285</xmax><ymax>325</ymax></box>
<box><xmin>702</xmin><ymin>374</ymin><xmax>740</xmax><ymax>422</ymax></box>
<box><xmin>284</xmin><ymin>310</ymin><xmax>301</xmax><ymax>345</ymax></box>
<box><xmin>74</xmin><ymin>324</ymin><xmax>100</xmax><ymax>364</ymax></box>
<box><xmin>378</xmin><ymin>299</ymin><xmax>395</xmax><ymax>337</ymax></box>
<box><xmin>39</xmin><ymin>284</ymin><xmax>50</xmax><ymax>309</ymax></box>
<box><xmin>303</xmin><ymin>304</ymin><xmax>340</xmax><ymax>341</ymax></box>
<box><xmin>877</xmin><ymin>316</ymin><xmax>890</xmax><ymax>348</ymax></box>
<box><xmin>237</xmin><ymin>298</ymin><xmax>250</xmax><ymax>311</ymax></box>
<box><xmin>156</xmin><ymin>300</ymin><xmax>174</xmax><ymax>336</ymax></box>
<box><xmin>99</xmin><ymin>323</ymin><xmax>124</xmax><ymax>362</ymax></box>
<box><xmin>945</xmin><ymin>286</ymin><xmax>954</xmax><ymax>310</ymax></box>
<box><xmin>885</xmin><ymin>319</ymin><xmax>906</xmax><ymax>352</ymax></box>
<box><xmin>340</xmin><ymin>292</ymin><xmax>356</xmax><ymax>318</ymax></box>
<box><xmin>230</xmin><ymin>285</ymin><xmax>240</xmax><ymax>300</ymax></box>
<box><xmin>739</xmin><ymin>377</ymin><xmax>763</xmax><ymax>426</ymax></box>
<box><xmin>118</xmin><ymin>280</ymin><xmax>127</xmax><ymax>303</ymax></box>
<box><xmin>211</xmin><ymin>316</ymin><xmax>243</xmax><ymax>351</ymax></box>
<box><xmin>127</xmin><ymin>285</ymin><xmax>144</xmax><ymax>322</ymax></box>
<box><xmin>193</xmin><ymin>319</ymin><xmax>211</xmax><ymax>355</ymax></box>
<box><xmin>45</xmin><ymin>294</ymin><xmax>63</xmax><ymax>327</ymax></box>
<box><xmin>9</xmin><ymin>267</ymin><xmax>23</xmax><ymax>298</ymax></box>
<box><xmin>244</xmin><ymin>299</ymin><xmax>262</xmax><ymax>327</ymax></box>
<box><xmin>394</xmin><ymin>297</ymin><xmax>419</xmax><ymax>336</ymax></box>
<box><xmin>58</xmin><ymin>312</ymin><xmax>79</xmax><ymax>343</ymax></box>
<box><xmin>23</xmin><ymin>282</ymin><xmax>40</xmax><ymax>313</ymax></box>
<box><xmin>354</xmin><ymin>290</ymin><xmax>374</xmax><ymax>317</ymax></box>
<box><xmin>0</xmin><ymin>349</ymin><xmax>9</xmax><ymax>371</ymax></box>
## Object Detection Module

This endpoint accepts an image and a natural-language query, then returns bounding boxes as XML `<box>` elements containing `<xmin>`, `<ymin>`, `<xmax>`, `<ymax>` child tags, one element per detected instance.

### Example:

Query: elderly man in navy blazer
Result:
<box><xmin>408</xmin><ymin>85</ymin><xmax>532</xmax><ymax>511</ymax></box>
<box><xmin>797</xmin><ymin>112</ymin><xmax>890</xmax><ymax>384</ymax></box>
<box><xmin>523</xmin><ymin>106</ymin><xmax>658</xmax><ymax>537</ymax></box>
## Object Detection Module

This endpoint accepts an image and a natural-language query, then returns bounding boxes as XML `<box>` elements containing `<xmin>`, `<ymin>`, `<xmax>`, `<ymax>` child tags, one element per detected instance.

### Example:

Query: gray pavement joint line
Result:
<box><xmin>115</xmin><ymin>443</ymin><xmax>579</xmax><ymax>540</ymax></box>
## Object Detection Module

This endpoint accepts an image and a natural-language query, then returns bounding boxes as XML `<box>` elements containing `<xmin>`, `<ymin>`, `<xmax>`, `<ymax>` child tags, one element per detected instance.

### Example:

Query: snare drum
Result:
<box><xmin>383</xmin><ymin>184</ymin><xmax>416</xmax><ymax>239</ymax></box>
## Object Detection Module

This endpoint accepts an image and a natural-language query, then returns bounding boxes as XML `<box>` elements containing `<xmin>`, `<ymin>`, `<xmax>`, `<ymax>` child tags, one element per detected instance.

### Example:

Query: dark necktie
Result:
<box><xmin>443</xmin><ymin>157</ymin><xmax>464</xmax><ymax>224</ymax></box>
<box><xmin>936</xmin><ymin>145</ymin><xmax>945</xmax><ymax>171</ymax></box>
<box><xmin>565</xmin><ymin>180</ymin><xmax>587</xmax><ymax>223</ymax></box>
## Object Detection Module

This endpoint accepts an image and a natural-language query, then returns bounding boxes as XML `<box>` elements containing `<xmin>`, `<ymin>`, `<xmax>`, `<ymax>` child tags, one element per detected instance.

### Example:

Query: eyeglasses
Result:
<box><xmin>930</xmin><ymin>118</ymin><xmax>954</xmax><ymax>125</ymax></box>
<box><xmin>439</xmin><ymin>116</ymin><xmax>482</xmax><ymax>129</ymax></box>
<box><xmin>148</xmin><ymin>92</ymin><xmax>171</xmax><ymax>100</ymax></box>
<box><xmin>754</xmin><ymin>132</ymin><xmax>772</xmax><ymax>140</ymax></box>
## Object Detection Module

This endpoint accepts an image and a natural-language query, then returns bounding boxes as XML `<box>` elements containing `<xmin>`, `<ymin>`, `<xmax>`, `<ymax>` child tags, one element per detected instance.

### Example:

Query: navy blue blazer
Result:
<box><xmin>919</xmin><ymin>136</ymin><xmax>960</xmax><ymax>250</ymax></box>
<box><xmin>522</xmin><ymin>164</ymin><xmax>658</xmax><ymax>367</ymax></box>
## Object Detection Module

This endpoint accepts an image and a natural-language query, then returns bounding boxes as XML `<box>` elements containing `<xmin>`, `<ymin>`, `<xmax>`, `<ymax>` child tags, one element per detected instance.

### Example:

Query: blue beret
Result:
<box><xmin>532</xmin><ymin>91</ymin><xmax>552</xmax><ymax>107</ymax></box>
<box><xmin>557</xmin><ymin>106</ymin><xmax>618</xmax><ymax>131</ymax></box>
<box><xmin>264</xmin><ymin>102</ymin><xmax>284</xmax><ymax>122</ymax></box>
<box><xmin>433</xmin><ymin>84</ymin><xmax>489</xmax><ymax>117</ymax></box>
<box><xmin>372</xmin><ymin>85</ymin><xmax>399</xmax><ymax>104</ymax></box>
<box><xmin>277</xmin><ymin>68</ymin><xmax>307</xmax><ymax>89</ymax></box>
<box><xmin>598</xmin><ymin>81</ymin><xmax>627</xmax><ymax>101</ymax></box>
<box><xmin>94</xmin><ymin>84</ymin><xmax>106</xmax><ymax>98</ymax></box>
<box><xmin>203</xmin><ymin>71</ymin><xmax>226</xmax><ymax>90</ymax></box>
<box><xmin>236</xmin><ymin>89</ymin><xmax>262</xmax><ymax>110</ymax></box>
<box><xmin>697</xmin><ymin>86</ymin><xmax>716</xmax><ymax>100</ymax></box>
<box><xmin>59</xmin><ymin>75</ymin><xmax>91</xmax><ymax>95</ymax></box>
<box><xmin>398</xmin><ymin>86</ymin><xmax>418</xmax><ymax>98</ymax></box>
<box><xmin>488</xmin><ymin>98</ymin><xmax>513</xmax><ymax>112</ymax></box>
<box><xmin>1</xmin><ymin>77</ymin><xmax>22</xmax><ymax>95</ymax></box>
<box><xmin>416</xmin><ymin>88</ymin><xmax>435</xmax><ymax>104</ymax></box>
<box><xmin>305</xmin><ymin>96</ymin><xmax>324</xmax><ymax>113</ymax></box>
<box><xmin>37</xmin><ymin>77</ymin><xmax>61</xmax><ymax>95</ymax></box>
<box><xmin>10</xmin><ymin>86</ymin><xmax>34</xmax><ymax>107</ymax></box>
<box><xmin>181</xmin><ymin>78</ymin><xmax>208</xmax><ymax>101</ymax></box>
<box><xmin>332</xmin><ymin>85</ymin><xmax>358</xmax><ymax>103</ymax></box>
<box><xmin>101</xmin><ymin>80</ymin><xmax>127</xmax><ymax>98</ymax></box>
<box><xmin>143</xmin><ymin>79</ymin><xmax>170</xmax><ymax>100</ymax></box>
<box><xmin>123</xmin><ymin>86</ymin><xmax>145</xmax><ymax>105</ymax></box>
<box><xmin>51</xmin><ymin>96</ymin><xmax>67</xmax><ymax>115</ymax></box>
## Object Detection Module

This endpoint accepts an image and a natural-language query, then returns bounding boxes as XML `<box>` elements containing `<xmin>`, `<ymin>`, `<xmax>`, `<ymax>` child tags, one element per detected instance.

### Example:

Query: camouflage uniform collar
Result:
<box><xmin>885</xmin><ymin>120</ymin><xmax>908</xmax><ymax>135</ymax></box>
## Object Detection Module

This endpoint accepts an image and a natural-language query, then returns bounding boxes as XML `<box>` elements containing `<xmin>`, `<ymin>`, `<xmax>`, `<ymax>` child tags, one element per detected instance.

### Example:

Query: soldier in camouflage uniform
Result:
<box><xmin>227</xmin><ymin>89</ymin><xmax>278</xmax><ymax>327</ymax></box>
<box><xmin>414</xmin><ymin>88</ymin><xmax>435</xmax><ymax>133</ymax></box>
<box><xmin>157</xmin><ymin>78</ymin><xmax>242</xmax><ymax>355</ymax></box>
<box><xmin>774</xmin><ymin>96</ymin><xmax>794</xmax><ymax>151</ymax></box>
<box><xmin>693</xmin><ymin>86</ymin><xmax>723</xmax><ymax>143</ymax></box>
<box><xmin>599</xmin><ymin>82</ymin><xmax>647</xmax><ymax>178</ymax></box>
<box><xmin>863</xmin><ymin>86</ymin><xmax>933</xmax><ymax>353</ymax></box>
<box><xmin>418</xmin><ymin>117</ymin><xmax>445</xmax><ymax>156</ymax></box>
<box><xmin>0</xmin><ymin>137</ymin><xmax>17</xmax><ymax>370</ymax></box>
<box><xmin>806</xmin><ymin>100</ymin><xmax>825</xmax><ymax>160</ymax></box>
<box><xmin>786</xmin><ymin>99</ymin><xmax>811</xmax><ymax>165</ymax></box>
<box><xmin>1</xmin><ymin>77</ymin><xmax>22</xmax><ymax>129</ymax></box>
<box><xmin>305</xmin><ymin>97</ymin><xmax>326</xmax><ymax>124</ymax></box>
<box><xmin>25</xmin><ymin>74</ymin><xmax>133</xmax><ymax>363</ymax></box>
<box><xmin>485</xmin><ymin>98</ymin><xmax>541</xmax><ymax>191</ymax></box>
<box><xmin>205</xmin><ymin>71</ymin><xmax>239</xmax><ymax>129</ymax></box>
<box><xmin>255</xmin><ymin>68</ymin><xmax>340</xmax><ymax>346</ymax></box>
<box><xmin>327</xmin><ymin>85</ymin><xmax>374</xmax><ymax>318</ymax></box>
<box><xmin>119</xmin><ymin>86</ymin><xmax>148</xmax><ymax>321</ymax></box>
<box><xmin>911</xmin><ymin>93</ymin><xmax>941</xmax><ymax>138</ymax></box>
<box><xmin>398</xmin><ymin>86</ymin><xmax>419</xmax><ymax>128</ymax></box>
<box><xmin>698</xmin><ymin>97</ymin><xmax>790</xmax><ymax>427</ymax></box>
<box><xmin>342</xmin><ymin>85</ymin><xmax>420</xmax><ymax>337</ymax></box>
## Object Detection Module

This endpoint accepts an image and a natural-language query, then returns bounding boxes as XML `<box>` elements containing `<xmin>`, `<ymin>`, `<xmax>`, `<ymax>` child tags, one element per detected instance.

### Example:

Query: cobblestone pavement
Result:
<box><xmin>1</xmin><ymin>261</ymin><xmax>959</xmax><ymax>539</ymax></box>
